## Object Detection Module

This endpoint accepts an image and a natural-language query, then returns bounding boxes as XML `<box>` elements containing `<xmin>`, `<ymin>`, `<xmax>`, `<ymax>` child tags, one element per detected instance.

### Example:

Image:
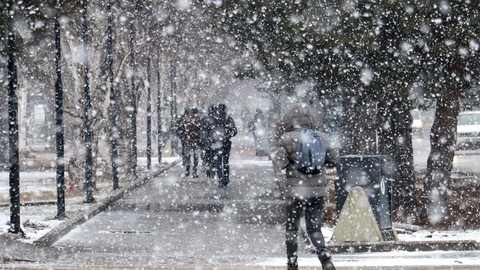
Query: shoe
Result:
<box><xmin>321</xmin><ymin>259</ymin><xmax>335</xmax><ymax>270</ymax></box>
<box><xmin>192</xmin><ymin>173</ymin><xmax>198</xmax><ymax>178</ymax></box>
<box><xmin>319</xmin><ymin>251</ymin><xmax>336</xmax><ymax>270</ymax></box>
<box><xmin>287</xmin><ymin>262</ymin><xmax>298</xmax><ymax>270</ymax></box>
<box><xmin>185</xmin><ymin>170</ymin><xmax>190</xmax><ymax>177</ymax></box>
<box><xmin>287</xmin><ymin>256</ymin><xmax>298</xmax><ymax>270</ymax></box>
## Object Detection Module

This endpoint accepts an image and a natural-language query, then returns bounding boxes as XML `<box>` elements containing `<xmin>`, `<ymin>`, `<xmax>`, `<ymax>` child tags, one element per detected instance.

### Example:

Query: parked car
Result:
<box><xmin>411</xmin><ymin>109</ymin><xmax>424</xmax><ymax>136</ymax></box>
<box><xmin>456</xmin><ymin>111</ymin><xmax>480</xmax><ymax>150</ymax></box>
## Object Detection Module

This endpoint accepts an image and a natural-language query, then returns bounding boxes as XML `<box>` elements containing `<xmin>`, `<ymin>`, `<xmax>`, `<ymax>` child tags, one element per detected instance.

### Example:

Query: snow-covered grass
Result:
<box><xmin>0</xmin><ymin>178</ymin><xmax>121</xmax><ymax>244</ymax></box>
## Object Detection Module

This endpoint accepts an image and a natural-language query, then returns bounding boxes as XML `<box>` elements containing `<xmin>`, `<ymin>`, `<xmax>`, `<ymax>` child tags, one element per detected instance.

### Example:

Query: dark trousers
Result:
<box><xmin>285</xmin><ymin>197</ymin><xmax>326</xmax><ymax>262</ymax></box>
<box><xmin>182</xmin><ymin>145</ymin><xmax>199</xmax><ymax>176</ymax></box>
<box><xmin>202</xmin><ymin>147</ymin><xmax>214</xmax><ymax>177</ymax></box>
<box><xmin>213</xmin><ymin>141</ymin><xmax>232</xmax><ymax>187</ymax></box>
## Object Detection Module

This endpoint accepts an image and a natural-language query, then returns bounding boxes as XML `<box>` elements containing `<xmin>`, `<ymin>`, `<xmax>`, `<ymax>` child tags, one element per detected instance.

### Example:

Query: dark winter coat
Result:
<box><xmin>199</xmin><ymin>106</ymin><xmax>216</xmax><ymax>149</ymax></box>
<box><xmin>272</xmin><ymin>103</ymin><xmax>339</xmax><ymax>199</ymax></box>
<box><xmin>177</xmin><ymin>111</ymin><xmax>202</xmax><ymax>146</ymax></box>
<box><xmin>209</xmin><ymin>104</ymin><xmax>237</xmax><ymax>150</ymax></box>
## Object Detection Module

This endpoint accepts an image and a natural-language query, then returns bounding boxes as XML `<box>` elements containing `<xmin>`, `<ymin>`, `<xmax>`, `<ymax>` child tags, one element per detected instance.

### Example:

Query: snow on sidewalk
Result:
<box><xmin>1</xmin><ymin>154</ymin><xmax>479</xmax><ymax>253</ymax></box>
<box><xmin>0</xmin><ymin>157</ymin><xmax>180</xmax><ymax>244</ymax></box>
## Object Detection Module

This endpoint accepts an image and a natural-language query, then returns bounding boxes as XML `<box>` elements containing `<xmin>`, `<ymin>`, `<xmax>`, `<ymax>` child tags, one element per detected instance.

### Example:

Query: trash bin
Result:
<box><xmin>335</xmin><ymin>155</ymin><xmax>394</xmax><ymax>232</ymax></box>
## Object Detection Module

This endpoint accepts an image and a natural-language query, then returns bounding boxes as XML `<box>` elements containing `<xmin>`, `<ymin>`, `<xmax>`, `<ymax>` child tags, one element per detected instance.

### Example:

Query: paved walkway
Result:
<box><xmin>48</xmin><ymin>157</ymin><xmax>290</xmax><ymax>266</ymax></box>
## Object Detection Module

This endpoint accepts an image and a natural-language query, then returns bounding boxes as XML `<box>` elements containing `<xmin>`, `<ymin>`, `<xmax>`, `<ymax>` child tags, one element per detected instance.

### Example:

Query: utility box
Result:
<box><xmin>335</xmin><ymin>155</ymin><xmax>394</xmax><ymax>233</ymax></box>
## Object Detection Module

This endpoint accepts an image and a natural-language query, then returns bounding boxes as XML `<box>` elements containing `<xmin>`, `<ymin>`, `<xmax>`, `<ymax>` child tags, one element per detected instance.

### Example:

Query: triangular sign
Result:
<box><xmin>330</xmin><ymin>186</ymin><xmax>384</xmax><ymax>244</ymax></box>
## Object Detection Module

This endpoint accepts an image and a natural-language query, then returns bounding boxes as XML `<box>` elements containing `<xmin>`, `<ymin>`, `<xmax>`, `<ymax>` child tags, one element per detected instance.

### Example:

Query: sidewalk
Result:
<box><xmin>1</xmin><ymin>157</ymin><xmax>183</xmax><ymax>265</ymax></box>
<box><xmin>0</xmin><ymin>157</ymin><xmax>181</xmax><ymax>245</ymax></box>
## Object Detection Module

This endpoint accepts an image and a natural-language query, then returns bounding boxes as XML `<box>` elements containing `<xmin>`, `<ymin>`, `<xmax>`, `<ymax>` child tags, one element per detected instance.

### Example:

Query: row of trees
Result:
<box><xmin>197</xmin><ymin>0</ymin><xmax>480</xmax><ymax>223</ymax></box>
<box><xmin>2</xmin><ymin>0</ymin><xmax>480</xmax><ymax>232</ymax></box>
<box><xmin>0</xmin><ymin>0</ymin><xmax>246</xmax><ymax>234</ymax></box>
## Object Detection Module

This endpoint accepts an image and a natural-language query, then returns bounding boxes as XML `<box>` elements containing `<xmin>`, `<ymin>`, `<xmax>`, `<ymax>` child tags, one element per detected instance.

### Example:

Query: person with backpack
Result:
<box><xmin>209</xmin><ymin>103</ymin><xmax>237</xmax><ymax>188</ymax></box>
<box><xmin>272</xmin><ymin>103</ymin><xmax>339</xmax><ymax>270</ymax></box>
<box><xmin>177</xmin><ymin>107</ymin><xmax>202</xmax><ymax>178</ymax></box>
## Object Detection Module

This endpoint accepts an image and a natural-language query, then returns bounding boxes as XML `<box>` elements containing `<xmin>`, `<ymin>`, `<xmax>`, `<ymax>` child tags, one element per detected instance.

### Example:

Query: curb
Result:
<box><xmin>0</xmin><ymin>233</ymin><xmax>62</xmax><ymax>263</ymax></box>
<box><xmin>329</xmin><ymin>240</ymin><xmax>480</xmax><ymax>253</ymax></box>
<box><xmin>33</xmin><ymin>160</ymin><xmax>181</xmax><ymax>247</ymax></box>
<box><xmin>0</xmin><ymin>201</ymin><xmax>56</xmax><ymax>208</ymax></box>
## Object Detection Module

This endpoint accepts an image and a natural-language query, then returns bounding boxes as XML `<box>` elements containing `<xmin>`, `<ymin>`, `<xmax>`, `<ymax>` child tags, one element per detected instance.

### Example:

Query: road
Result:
<box><xmin>414</xmin><ymin>137</ymin><xmax>480</xmax><ymax>176</ymax></box>
<box><xmin>412</xmin><ymin>122</ymin><xmax>480</xmax><ymax>175</ymax></box>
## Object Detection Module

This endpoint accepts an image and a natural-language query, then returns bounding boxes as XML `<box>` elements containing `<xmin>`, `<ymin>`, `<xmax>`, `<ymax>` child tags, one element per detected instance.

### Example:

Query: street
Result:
<box><xmin>411</xmin><ymin>111</ymin><xmax>480</xmax><ymax>175</ymax></box>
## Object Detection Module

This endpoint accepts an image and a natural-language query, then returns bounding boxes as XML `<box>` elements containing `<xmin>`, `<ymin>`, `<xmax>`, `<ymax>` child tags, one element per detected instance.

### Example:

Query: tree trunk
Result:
<box><xmin>107</xmin><ymin>0</ymin><xmax>119</xmax><ymax>189</ymax></box>
<box><xmin>82</xmin><ymin>0</ymin><xmax>95</xmax><ymax>203</ymax></box>
<box><xmin>54</xmin><ymin>5</ymin><xmax>66</xmax><ymax>218</ymax></box>
<box><xmin>7</xmin><ymin>0</ymin><xmax>23</xmax><ymax>235</ymax></box>
<box><xmin>340</xmin><ymin>88</ymin><xmax>377</xmax><ymax>155</ymax></box>
<box><xmin>422</xmin><ymin>94</ymin><xmax>460</xmax><ymax>224</ymax></box>
<box><xmin>146</xmin><ymin>57</ymin><xmax>152</xmax><ymax>170</ymax></box>
<box><xmin>170</xmin><ymin>59</ymin><xmax>179</xmax><ymax>156</ymax></box>
<box><xmin>0</xmin><ymin>89</ymin><xmax>8</xmax><ymax>167</ymax></box>
<box><xmin>129</xmin><ymin>0</ymin><xmax>138</xmax><ymax>177</ymax></box>
<box><xmin>422</xmin><ymin>58</ymin><xmax>464</xmax><ymax>225</ymax></box>
<box><xmin>378</xmin><ymin>98</ymin><xmax>416</xmax><ymax>218</ymax></box>
<box><xmin>156</xmin><ymin>56</ymin><xmax>163</xmax><ymax>164</ymax></box>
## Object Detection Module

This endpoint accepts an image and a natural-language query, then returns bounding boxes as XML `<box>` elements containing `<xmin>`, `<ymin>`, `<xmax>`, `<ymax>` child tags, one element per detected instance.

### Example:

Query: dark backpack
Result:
<box><xmin>293</xmin><ymin>128</ymin><xmax>327</xmax><ymax>175</ymax></box>
<box><xmin>180</xmin><ymin>114</ymin><xmax>200</xmax><ymax>144</ymax></box>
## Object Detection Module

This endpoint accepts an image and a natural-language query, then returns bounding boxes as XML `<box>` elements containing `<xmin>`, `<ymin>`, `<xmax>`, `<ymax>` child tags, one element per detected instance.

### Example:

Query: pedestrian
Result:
<box><xmin>176</xmin><ymin>107</ymin><xmax>202</xmax><ymax>178</ymax></box>
<box><xmin>199</xmin><ymin>105</ymin><xmax>216</xmax><ymax>178</ymax></box>
<box><xmin>271</xmin><ymin>103</ymin><xmax>339</xmax><ymax>270</ymax></box>
<box><xmin>209</xmin><ymin>103</ymin><xmax>237</xmax><ymax>188</ymax></box>
<box><xmin>247</xmin><ymin>108</ymin><xmax>267</xmax><ymax>156</ymax></box>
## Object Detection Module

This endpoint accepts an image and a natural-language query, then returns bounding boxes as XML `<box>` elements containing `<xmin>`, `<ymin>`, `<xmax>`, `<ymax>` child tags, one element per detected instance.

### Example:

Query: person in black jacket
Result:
<box><xmin>199</xmin><ymin>105</ymin><xmax>216</xmax><ymax>178</ymax></box>
<box><xmin>209</xmin><ymin>104</ymin><xmax>237</xmax><ymax>188</ymax></box>
<box><xmin>247</xmin><ymin>108</ymin><xmax>267</xmax><ymax>156</ymax></box>
<box><xmin>176</xmin><ymin>107</ymin><xmax>202</xmax><ymax>178</ymax></box>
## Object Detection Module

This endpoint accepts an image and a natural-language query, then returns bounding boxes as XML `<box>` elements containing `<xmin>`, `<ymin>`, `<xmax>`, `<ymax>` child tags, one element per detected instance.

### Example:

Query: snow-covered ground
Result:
<box><xmin>0</xmin><ymin>157</ymin><xmax>180</xmax><ymax>244</ymax></box>
<box><xmin>1</xmin><ymin>152</ymin><xmax>480</xmax><ymax>268</ymax></box>
<box><xmin>1</xmin><ymin>156</ymin><xmax>479</xmax><ymax>245</ymax></box>
<box><xmin>1</xmin><ymin>128</ymin><xmax>480</xmax><ymax>269</ymax></box>
<box><xmin>258</xmin><ymin>250</ymin><xmax>480</xmax><ymax>268</ymax></box>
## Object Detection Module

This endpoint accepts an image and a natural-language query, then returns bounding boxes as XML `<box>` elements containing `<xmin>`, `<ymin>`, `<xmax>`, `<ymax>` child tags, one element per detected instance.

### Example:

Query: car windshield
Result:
<box><xmin>458</xmin><ymin>113</ymin><xmax>480</xmax><ymax>125</ymax></box>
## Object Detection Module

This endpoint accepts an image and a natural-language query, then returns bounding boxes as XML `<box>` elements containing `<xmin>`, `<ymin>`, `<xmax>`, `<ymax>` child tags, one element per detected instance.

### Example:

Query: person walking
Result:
<box><xmin>176</xmin><ymin>107</ymin><xmax>202</xmax><ymax>178</ymax></box>
<box><xmin>199</xmin><ymin>105</ymin><xmax>216</xmax><ymax>178</ymax></box>
<box><xmin>209</xmin><ymin>103</ymin><xmax>237</xmax><ymax>188</ymax></box>
<box><xmin>272</xmin><ymin>103</ymin><xmax>339</xmax><ymax>270</ymax></box>
<box><xmin>247</xmin><ymin>108</ymin><xmax>267</xmax><ymax>156</ymax></box>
